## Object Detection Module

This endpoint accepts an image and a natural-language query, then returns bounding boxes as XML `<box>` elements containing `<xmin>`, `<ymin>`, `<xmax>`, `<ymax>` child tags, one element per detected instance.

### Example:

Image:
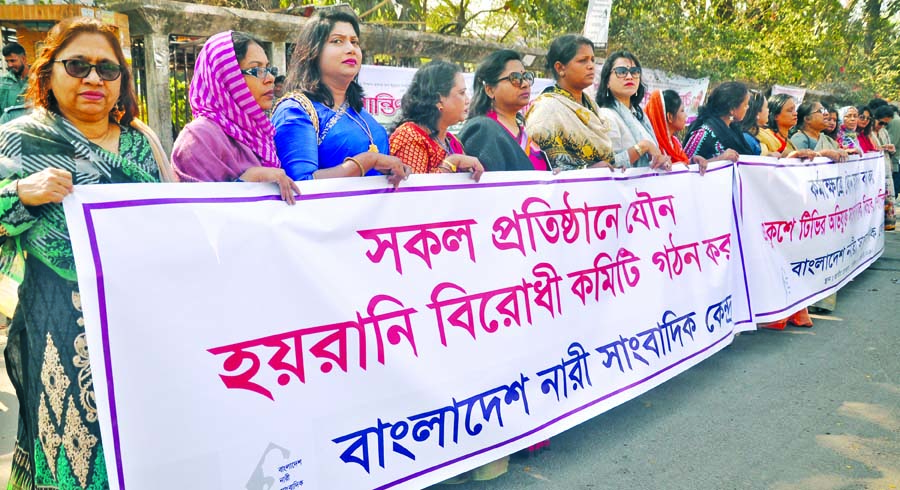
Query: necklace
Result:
<box><xmin>434</xmin><ymin>134</ymin><xmax>454</xmax><ymax>154</ymax></box>
<box><xmin>87</xmin><ymin>125</ymin><xmax>115</xmax><ymax>148</ymax></box>
<box><xmin>346</xmin><ymin>107</ymin><xmax>379</xmax><ymax>153</ymax></box>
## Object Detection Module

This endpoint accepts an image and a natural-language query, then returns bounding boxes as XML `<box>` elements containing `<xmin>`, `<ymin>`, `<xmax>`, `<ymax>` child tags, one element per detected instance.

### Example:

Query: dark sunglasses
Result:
<box><xmin>612</xmin><ymin>66</ymin><xmax>641</xmax><ymax>78</ymax></box>
<box><xmin>56</xmin><ymin>59</ymin><xmax>122</xmax><ymax>81</ymax></box>
<box><xmin>876</xmin><ymin>119</ymin><xmax>890</xmax><ymax>127</ymax></box>
<box><xmin>240</xmin><ymin>66</ymin><xmax>278</xmax><ymax>80</ymax></box>
<box><xmin>497</xmin><ymin>71</ymin><xmax>535</xmax><ymax>88</ymax></box>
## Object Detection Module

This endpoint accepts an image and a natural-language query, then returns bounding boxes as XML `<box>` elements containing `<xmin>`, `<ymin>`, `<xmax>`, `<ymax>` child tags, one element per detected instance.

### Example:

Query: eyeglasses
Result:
<box><xmin>815</xmin><ymin>108</ymin><xmax>829</xmax><ymax>115</ymax></box>
<box><xmin>858</xmin><ymin>115</ymin><xmax>870</xmax><ymax>120</ymax></box>
<box><xmin>497</xmin><ymin>71</ymin><xmax>535</xmax><ymax>88</ymax></box>
<box><xmin>240</xmin><ymin>66</ymin><xmax>278</xmax><ymax>80</ymax></box>
<box><xmin>612</xmin><ymin>66</ymin><xmax>642</xmax><ymax>79</ymax></box>
<box><xmin>55</xmin><ymin>59</ymin><xmax>122</xmax><ymax>81</ymax></box>
<box><xmin>876</xmin><ymin>119</ymin><xmax>890</xmax><ymax>127</ymax></box>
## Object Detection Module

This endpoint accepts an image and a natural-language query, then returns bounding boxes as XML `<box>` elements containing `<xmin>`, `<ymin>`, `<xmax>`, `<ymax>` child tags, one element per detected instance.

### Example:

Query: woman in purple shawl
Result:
<box><xmin>171</xmin><ymin>31</ymin><xmax>299</xmax><ymax>203</ymax></box>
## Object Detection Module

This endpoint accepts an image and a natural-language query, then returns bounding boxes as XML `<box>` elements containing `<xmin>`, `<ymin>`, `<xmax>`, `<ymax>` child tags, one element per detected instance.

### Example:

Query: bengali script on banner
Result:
<box><xmin>734</xmin><ymin>153</ymin><xmax>886</xmax><ymax>323</ymax></box>
<box><xmin>63</xmin><ymin>162</ymin><xmax>740</xmax><ymax>490</ymax></box>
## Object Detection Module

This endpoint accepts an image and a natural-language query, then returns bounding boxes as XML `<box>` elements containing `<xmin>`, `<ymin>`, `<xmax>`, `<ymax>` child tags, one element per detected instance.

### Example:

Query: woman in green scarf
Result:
<box><xmin>0</xmin><ymin>17</ymin><xmax>171</xmax><ymax>489</ymax></box>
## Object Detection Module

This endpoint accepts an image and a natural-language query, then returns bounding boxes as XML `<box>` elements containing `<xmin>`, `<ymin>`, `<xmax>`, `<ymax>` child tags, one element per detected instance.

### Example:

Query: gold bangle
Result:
<box><xmin>441</xmin><ymin>159</ymin><xmax>457</xmax><ymax>173</ymax></box>
<box><xmin>345</xmin><ymin>157</ymin><xmax>365</xmax><ymax>177</ymax></box>
<box><xmin>632</xmin><ymin>143</ymin><xmax>643</xmax><ymax>156</ymax></box>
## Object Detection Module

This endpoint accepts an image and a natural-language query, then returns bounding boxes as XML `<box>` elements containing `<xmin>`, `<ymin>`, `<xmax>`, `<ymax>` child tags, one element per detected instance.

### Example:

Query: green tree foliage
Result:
<box><xmin>179</xmin><ymin>0</ymin><xmax>900</xmax><ymax>99</ymax></box>
<box><xmin>604</xmin><ymin>0</ymin><xmax>900</xmax><ymax>100</ymax></box>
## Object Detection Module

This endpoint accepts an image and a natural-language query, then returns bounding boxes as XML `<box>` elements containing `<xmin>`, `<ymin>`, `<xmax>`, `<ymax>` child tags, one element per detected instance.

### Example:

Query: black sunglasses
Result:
<box><xmin>56</xmin><ymin>59</ymin><xmax>122</xmax><ymax>81</ymax></box>
<box><xmin>497</xmin><ymin>71</ymin><xmax>535</xmax><ymax>88</ymax></box>
<box><xmin>612</xmin><ymin>66</ymin><xmax>642</xmax><ymax>78</ymax></box>
<box><xmin>876</xmin><ymin>120</ymin><xmax>889</xmax><ymax>127</ymax></box>
<box><xmin>240</xmin><ymin>66</ymin><xmax>278</xmax><ymax>80</ymax></box>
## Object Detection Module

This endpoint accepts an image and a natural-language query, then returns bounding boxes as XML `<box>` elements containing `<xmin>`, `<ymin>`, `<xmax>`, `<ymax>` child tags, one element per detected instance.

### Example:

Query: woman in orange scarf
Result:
<box><xmin>645</xmin><ymin>89</ymin><xmax>709</xmax><ymax>173</ymax></box>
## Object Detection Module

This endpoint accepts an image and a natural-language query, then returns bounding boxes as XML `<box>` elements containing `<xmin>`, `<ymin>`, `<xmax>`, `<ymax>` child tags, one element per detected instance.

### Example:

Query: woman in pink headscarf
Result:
<box><xmin>172</xmin><ymin>31</ymin><xmax>299</xmax><ymax>203</ymax></box>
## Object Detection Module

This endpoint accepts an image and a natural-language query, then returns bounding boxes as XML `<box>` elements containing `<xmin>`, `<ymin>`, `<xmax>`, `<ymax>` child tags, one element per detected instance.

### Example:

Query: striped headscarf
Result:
<box><xmin>189</xmin><ymin>31</ymin><xmax>279</xmax><ymax>167</ymax></box>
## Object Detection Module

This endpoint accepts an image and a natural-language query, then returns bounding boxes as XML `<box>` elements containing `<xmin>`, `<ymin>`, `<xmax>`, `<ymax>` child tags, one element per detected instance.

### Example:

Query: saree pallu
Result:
<box><xmin>389</xmin><ymin>122</ymin><xmax>464</xmax><ymax>174</ymax></box>
<box><xmin>0</xmin><ymin>110</ymin><xmax>163</xmax><ymax>489</ymax></box>
<box><xmin>524</xmin><ymin>86</ymin><xmax>614</xmax><ymax>171</ymax></box>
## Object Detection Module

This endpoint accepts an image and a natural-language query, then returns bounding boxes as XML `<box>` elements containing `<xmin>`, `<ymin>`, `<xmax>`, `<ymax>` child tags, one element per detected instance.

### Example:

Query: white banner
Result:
<box><xmin>358</xmin><ymin>65</ymin><xmax>554</xmax><ymax>129</ymax></box>
<box><xmin>771</xmin><ymin>84</ymin><xmax>807</xmax><ymax>105</ymax></box>
<box><xmin>583</xmin><ymin>0</ymin><xmax>613</xmax><ymax>47</ymax></box>
<box><xmin>734</xmin><ymin>153</ymin><xmax>886</xmax><ymax>322</ymax></box>
<box><xmin>639</xmin><ymin>69</ymin><xmax>710</xmax><ymax>121</ymax></box>
<box><xmin>64</xmin><ymin>162</ymin><xmax>739</xmax><ymax>489</ymax></box>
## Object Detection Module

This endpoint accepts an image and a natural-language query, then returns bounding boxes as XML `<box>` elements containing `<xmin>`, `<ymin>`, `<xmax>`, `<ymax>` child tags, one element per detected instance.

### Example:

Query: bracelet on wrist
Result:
<box><xmin>631</xmin><ymin>143</ymin><xmax>644</xmax><ymax>157</ymax></box>
<box><xmin>345</xmin><ymin>157</ymin><xmax>366</xmax><ymax>177</ymax></box>
<box><xmin>441</xmin><ymin>159</ymin><xmax>457</xmax><ymax>173</ymax></box>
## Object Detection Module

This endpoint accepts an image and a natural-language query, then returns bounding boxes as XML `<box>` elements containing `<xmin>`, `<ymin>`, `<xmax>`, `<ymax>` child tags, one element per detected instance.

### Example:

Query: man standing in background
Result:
<box><xmin>0</xmin><ymin>42</ymin><xmax>29</xmax><ymax>118</ymax></box>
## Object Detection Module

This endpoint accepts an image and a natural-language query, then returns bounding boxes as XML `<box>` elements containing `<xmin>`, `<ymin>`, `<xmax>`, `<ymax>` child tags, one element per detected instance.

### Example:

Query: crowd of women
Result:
<box><xmin>0</xmin><ymin>12</ymin><xmax>897</xmax><ymax>488</ymax></box>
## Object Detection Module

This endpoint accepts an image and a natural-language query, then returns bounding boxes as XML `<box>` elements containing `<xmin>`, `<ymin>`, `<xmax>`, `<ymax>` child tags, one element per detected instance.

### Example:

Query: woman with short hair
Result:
<box><xmin>389</xmin><ymin>60</ymin><xmax>483</xmax><ymax>179</ymax></box>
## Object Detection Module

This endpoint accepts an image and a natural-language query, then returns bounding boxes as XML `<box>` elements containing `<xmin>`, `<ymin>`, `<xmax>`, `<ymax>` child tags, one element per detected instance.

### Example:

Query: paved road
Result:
<box><xmin>1</xmin><ymin>234</ymin><xmax>898</xmax><ymax>489</ymax></box>
<box><xmin>461</xmin><ymin>231</ymin><xmax>900</xmax><ymax>490</ymax></box>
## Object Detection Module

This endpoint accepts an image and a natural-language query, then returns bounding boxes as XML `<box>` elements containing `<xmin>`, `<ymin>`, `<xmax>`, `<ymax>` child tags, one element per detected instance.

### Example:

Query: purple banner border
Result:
<box><xmin>375</xmin><ymin>329</ymin><xmax>734</xmax><ymax>489</ymax></box>
<box><xmin>79</xmin><ymin>165</ymin><xmax>733</xmax><ymax>489</ymax></box>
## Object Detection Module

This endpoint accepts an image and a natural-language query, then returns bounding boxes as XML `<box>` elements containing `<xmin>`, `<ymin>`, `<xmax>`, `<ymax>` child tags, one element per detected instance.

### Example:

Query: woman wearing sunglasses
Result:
<box><xmin>596</xmin><ymin>51</ymin><xmax>671</xmax><ymax>171</ymax></box>
<box><xmin>458</xmin><ymin>49</ymin><xmax>547</xmax><ymax>172</ymax></box>
<box><xmin>0</xmin><ymin>17</ymin><xmax>173</xmax><ymax>488</ymax></box>
<box><xmin>789</xmin><ymin>100</ymin><xmax>848</xmax><ymax>162</ymax></box>
<box><xmin>389</xmin><ymin>60</ymin><xmax>484</xmax><ymax>178</ymax></box>
<box><xmin>856</xmin><ymin>106</ymin><xmax>878</xmax><ymax>153</ymax></box>
<box><xmin>525</xmin><ymin>34</ymin><xmax>613</xmax><ymax>172</ymax></box>
<box><xmin>171</xmin><ymin>31</ymin><xmax>299</xmax><ymax>204</ymax></box>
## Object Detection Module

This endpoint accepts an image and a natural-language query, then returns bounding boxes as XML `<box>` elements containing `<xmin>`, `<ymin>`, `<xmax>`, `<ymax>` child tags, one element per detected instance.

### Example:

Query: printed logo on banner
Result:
<box><xmin>246</xmin><ymin>443</ymin><xmax>303</xmax><ymax>490</ymax></box>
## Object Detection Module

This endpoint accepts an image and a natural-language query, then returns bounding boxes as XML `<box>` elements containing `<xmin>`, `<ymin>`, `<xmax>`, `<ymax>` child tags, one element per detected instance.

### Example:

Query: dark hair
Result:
<box><xmin>822</xmin><ymin>102</ymin><xmax>838</xmax><ymax>139</ymax></box>
<box><xmin>767</xmin><ymin>93</ymin><xmax>794</xmax><ymax>130</ymax></box>
<box><xmin>874</xmin><ymin>104</ymin><xmax>895</xmax><ymax>121</ymax></box>
<box><xmin>662</xmin><ymin>89</ymin><xmax>682</xmax><ymax>120</ymax></box>
<box><xmin>396</xmin><ymin>60</ymin><xmax>462</xmax><ymax>136</ymax></box>
<box><xmin>545</xmin><ymin>34</ymin><xmax>593</xmax><ymax>80</ymax></box>
<box><xmin>231</xmin><ymin>31</ymin><xmax>263</xmax><ymax>63</ymax></box>
<box><xmin>2</xmin><ymin>42</ymin><xmax>25</xmax><ymax>57</ymax></box>
<box><xmin>274</xmin><ymin>75</ymin><xmax>286</xmax><ymax>84</ymax></box>
<box><xmin>25</xmin><ymin>17</ymin><xmax>139</xmax><ymax>125</ymax></box>
<box><xmin>795</xmin><ymin>100</ymin><xmax>821</xmax><ymax>130</ymax></box>
<box><xmin>858</xmin><ymin>105</ymin><xmax>873</xmax><ymax>136</ymax></box>
<box><xmin>868</xmin><ymin>98</ymin><xmax>888</xmax><ymax>110</ymax></box>
<box><xmin>469</xmin><ymin>49</ymin><xmax>523</xmax><ymax>119</ymax></box>
<box><xmin>285</xmin><ymin>12</ymin><xmax>364</xmax><ymax>111</ymax></box>
<box><xmin>741</xmin><ymin>91</ymin><xmax>766</xmax><ymax>135</ymax></box>
<box><xmin>698</xmin><ymin>81</ymin><xmax>748</xmax><ymax>120</ymax></box>
<box><xmin>596</xmin><ymin>50</ymin><xmax>646</xmax><ymax>121</ymax></box>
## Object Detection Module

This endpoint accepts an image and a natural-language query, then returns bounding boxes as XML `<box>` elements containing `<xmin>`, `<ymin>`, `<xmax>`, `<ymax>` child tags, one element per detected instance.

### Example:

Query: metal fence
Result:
<box><xmin>131</xmin><ymin>34</ymin><xmax>205</xmax><ymax>140</ymax></box>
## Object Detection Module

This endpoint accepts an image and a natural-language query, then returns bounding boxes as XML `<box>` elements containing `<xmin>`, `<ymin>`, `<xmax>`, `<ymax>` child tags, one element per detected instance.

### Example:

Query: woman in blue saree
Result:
<box><xmin>272</xmin><ymin>12</ymin><xmax>409</xmax><ymax>186</ymax></box>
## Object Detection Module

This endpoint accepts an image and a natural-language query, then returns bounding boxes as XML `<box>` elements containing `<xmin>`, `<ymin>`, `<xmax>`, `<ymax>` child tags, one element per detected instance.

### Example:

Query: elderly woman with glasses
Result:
<box><xmin>789</xmin><ymin>100</ymin><xmax>848</xmax><ymax>162</ymax></box>
<box><xmin>0</xmin><ymin>17</ymin><xmax>173</xmax><ymax>488</ymax></box>
<box><xmin>596</xmin><ymin>50</ymin><xmax>670</xmax><ymax>170</ymax></box>
<box><xmin>172</xmin><ymin>31</ymin><xmax>299</xmax><ymax>203</ymax></box>
<box><xmin>458</xmin><ymin>49</ymin><xmax>547</xmax><ymax>172</ymax></box>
